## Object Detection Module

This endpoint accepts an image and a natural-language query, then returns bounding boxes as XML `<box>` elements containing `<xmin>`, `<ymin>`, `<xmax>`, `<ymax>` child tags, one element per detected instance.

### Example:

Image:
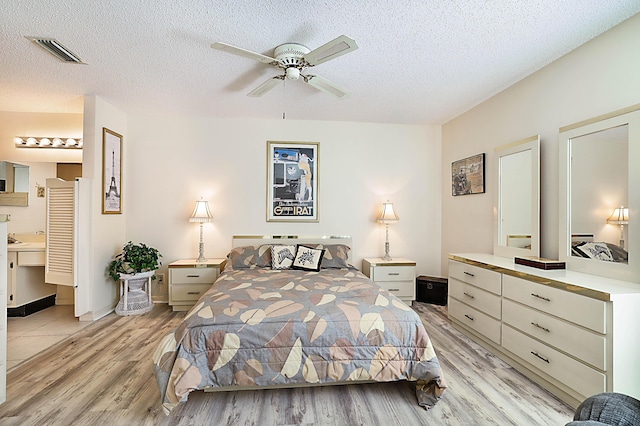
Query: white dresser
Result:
<box><xmin>449</xmin><ymin>253</ymin><xmax>640</xmax><ymax>408</ymax></box>
<box><xmin>362</xmin><ymin>258</ymin><xmax>416</xmax><ymax>304</ymax></box>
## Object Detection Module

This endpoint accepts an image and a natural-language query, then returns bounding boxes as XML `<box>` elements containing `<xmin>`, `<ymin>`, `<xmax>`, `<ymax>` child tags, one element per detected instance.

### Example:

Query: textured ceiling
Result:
<box><xmin>1</xmin><ymin>1</ymin><xmax>639</xmax><ymax>125</ymax></box>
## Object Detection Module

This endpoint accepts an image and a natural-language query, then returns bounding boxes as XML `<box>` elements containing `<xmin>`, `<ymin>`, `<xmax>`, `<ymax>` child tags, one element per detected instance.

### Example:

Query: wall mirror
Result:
<box><xmin>559</xmin><ymin>105</ymin><xmax>640</xmax><ymax>282</ymax></box>
<box><xmin>0</xmin><ymin>161</ymin><xmax>29</xmax><ymax>206</ymax></box>
<box><xmin>493</xmin><ymin>135</ymin><xmax>540</xmax><ymax>258</ymax></box>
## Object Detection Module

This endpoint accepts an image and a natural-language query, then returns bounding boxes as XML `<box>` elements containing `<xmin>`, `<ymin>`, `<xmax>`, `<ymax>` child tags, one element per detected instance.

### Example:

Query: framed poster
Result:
<box><xmin>452</xmin><ymin>153</ymin><xmax>485</xmax><ymax>196</ymax></box>
<box><xmin>102</xmin><ymin>128</ymin><xmax>123</xmax><ymax>214</ymax></box>
<box><xmin>267</xmin><ymin>141</ymin><xmax>319</xmax><ymax>222</ymax></box>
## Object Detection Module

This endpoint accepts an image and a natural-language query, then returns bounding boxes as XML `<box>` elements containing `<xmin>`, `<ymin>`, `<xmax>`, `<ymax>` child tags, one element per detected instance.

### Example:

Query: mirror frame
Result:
<box><xmin>493</xmin><ymin>135</ymin><xmax>540</xmax><ymax>258</ymax></box>
<box><xmin>559</xmin><ymin>104</ymin><xmax>640</xmax><ymax>282</ymax></box>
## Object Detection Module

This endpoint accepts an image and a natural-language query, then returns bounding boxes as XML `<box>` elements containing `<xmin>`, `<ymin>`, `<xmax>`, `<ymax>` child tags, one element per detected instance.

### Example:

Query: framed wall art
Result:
<box><xmin>102</xmin><ymin>127</ymin><xmax>123</xmax><ymax>214</ymax></box>
<box><xmin>267</xmin><ymin>141</ymin><xmax>319</xmax><ymax>222</ymax></box>
<box><xmin>452</xmin><ymin>153</ymin><xmax>485</xmax><ymax>196</ymax></box>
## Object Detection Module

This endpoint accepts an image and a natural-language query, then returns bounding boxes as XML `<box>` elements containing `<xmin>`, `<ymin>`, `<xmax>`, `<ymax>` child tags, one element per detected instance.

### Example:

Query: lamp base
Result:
<box><xmin>196</xmin><ymin>225</ymin><xmax>207</xmax><ymax>262</ymax></box>
<box><xmin>382</xmin><ymin>241</ymin><xmax>392</xmax><ymax>261</ymax></box>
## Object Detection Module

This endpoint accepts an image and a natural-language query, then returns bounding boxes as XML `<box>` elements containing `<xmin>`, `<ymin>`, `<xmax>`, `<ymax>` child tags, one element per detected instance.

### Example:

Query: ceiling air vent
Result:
<box><xmin>26</xmin><ymin>37</ymin><xmax>86</xmax><ymax>64</ymax></box>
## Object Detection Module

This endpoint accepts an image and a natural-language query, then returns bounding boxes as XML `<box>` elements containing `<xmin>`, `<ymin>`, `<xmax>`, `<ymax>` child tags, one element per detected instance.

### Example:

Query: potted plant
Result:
<box><xmin>108</xmin><ymin>241</ymin><xmax>162</xmax><ymax>316</ymax></box>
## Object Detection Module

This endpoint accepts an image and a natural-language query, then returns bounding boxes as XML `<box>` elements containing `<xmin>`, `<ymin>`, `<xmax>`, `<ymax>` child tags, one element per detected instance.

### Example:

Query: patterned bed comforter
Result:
<box><xmin>153</xmin><ymin>267</ymin><xmax>447</xmax><ymax>414</ymax></box>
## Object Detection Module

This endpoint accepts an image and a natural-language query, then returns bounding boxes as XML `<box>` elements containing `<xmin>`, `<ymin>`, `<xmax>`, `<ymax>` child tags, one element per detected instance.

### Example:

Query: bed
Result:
<box><xmin>153</xmin><ymin>236</ymin><xmax>446</xmax><ymax>415</ymax></box>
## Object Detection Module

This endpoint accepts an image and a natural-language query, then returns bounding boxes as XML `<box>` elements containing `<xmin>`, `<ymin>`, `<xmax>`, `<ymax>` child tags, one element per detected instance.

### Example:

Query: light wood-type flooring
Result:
<box><xmin>0</xmin><ymin>302</ymin><xmax>575</xmax><ymax>425</ymax></box>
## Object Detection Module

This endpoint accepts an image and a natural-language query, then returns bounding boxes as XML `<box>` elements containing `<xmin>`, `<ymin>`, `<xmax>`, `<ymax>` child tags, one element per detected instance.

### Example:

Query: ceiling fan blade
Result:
<box><xmin>248</xmin><ymin>76</ymin><xmax>284</xmax><ymax>97</ymax></box>
<box><xmin>303</xmin><ymin>35</ymin><xmax>358</xmax><ymax>66</ymax></box>
<box><xmin>211</xmin><ymin>42</ymin><xmax>278</xmax><ymax>65</ymax></box>
<box><xmin>304</xmin><ymin>74</ymin><xmax>349</xmax><ymax>99</ymax></box>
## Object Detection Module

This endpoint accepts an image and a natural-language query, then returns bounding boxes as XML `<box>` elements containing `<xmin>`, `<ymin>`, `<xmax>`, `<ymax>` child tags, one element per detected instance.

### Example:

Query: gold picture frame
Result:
<box><xmin>102</xmin><ymin>128</ymin><xmax>123</xmax><ymax>214</ymax></box>
<box><xmin>267</xmin><ymin>141</ymin><xmax>319</xmax><ymax>222</ymax></box>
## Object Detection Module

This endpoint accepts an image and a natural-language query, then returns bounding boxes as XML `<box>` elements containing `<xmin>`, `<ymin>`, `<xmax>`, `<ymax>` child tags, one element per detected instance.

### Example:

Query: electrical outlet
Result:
<box><xmin>156</xmin><ymin>273</ymin><xmax>165</xmax><ymax>288</ymax></box>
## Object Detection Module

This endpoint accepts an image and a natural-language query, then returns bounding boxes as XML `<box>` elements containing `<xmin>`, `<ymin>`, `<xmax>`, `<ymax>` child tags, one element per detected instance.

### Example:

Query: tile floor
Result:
<box><xmin>7</xmin><ymin>305</ymin><xmax>93</xmax><ymax>371</ymax></box>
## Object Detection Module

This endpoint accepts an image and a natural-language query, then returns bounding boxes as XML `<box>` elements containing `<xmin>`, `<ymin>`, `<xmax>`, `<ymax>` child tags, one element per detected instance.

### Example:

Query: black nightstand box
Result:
<box><xmin>416</xmin><ymin>276</ymin><xmax>448</xmax><ymax>305</ymax></box>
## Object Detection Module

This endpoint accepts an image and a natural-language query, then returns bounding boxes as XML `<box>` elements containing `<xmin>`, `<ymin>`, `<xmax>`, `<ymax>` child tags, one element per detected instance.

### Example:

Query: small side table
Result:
<box><xmin>362</xmin><ymin>257</ymin><xmax>417</xmax><ymax>305</ymax></box>
<box><xmin>116</xmin><ymin>270</ymin><xmax>155</xmax><ymax>316</ymax></box>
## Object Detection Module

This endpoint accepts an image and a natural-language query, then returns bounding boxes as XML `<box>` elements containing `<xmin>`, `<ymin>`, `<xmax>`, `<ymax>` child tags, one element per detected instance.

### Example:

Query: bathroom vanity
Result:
<box><xmin>7</xmin><ymin>234</ymin><xmax>56</xmax><ymax>316</ymax></box>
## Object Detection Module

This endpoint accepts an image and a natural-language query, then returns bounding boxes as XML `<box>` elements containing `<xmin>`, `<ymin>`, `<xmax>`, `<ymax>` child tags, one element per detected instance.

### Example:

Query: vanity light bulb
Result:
<box><xmin>65</xmin><ymin>138</ymin><xmax>76</xmax><ymax>146</ymax></box>
<box><xmin>76</xmin><ymin>140</ymin><xmax>83</xmax><ymax>148</ymax></box>
<box><xmin>26</xmin><ymin>138</ymin><xmax>37</xmax><ymax>146</ymax></box>
<box><xmin>13</xmin><ymin>137</ymin><xmax>23</xmax><ymax>145</ymax></box>
<box><xmin>52</xmin><ymin>138</ymin><xmax>63</xmax><ymax>147</ymax></box>
<box><xmin>39</xmin><ymin>138</ymin><xmax>51</xmax><ymax>146</ymax></box>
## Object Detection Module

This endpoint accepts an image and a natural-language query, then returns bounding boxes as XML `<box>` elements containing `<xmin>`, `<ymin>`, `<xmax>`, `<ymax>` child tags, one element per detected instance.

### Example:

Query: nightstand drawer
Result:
<box><xmin>372</xmin><ymin>266</ymin><xmax>414</xmax><ymax>282</ymax></box>
<box><xmin>171</xmin><ymin>267</ymin><xmax>218</xmax><ymax>284</ymax></box>
<box><xmin>376</xmin><ymin>280</ymin><xmax>414</xmax><ymax>297</ymax></box>
<box><xmin>171</xmin><ymin>283</ymin><xmax>210</xmax><ymax>302</ymax></box>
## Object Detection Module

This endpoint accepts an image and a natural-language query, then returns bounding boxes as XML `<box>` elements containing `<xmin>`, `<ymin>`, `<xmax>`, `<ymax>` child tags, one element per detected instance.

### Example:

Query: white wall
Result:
<box><xmin>81</xmin><ymin>95</ymin><xmax>127</xmax><ymax>319</ymax></box>
<box><xmin>441</xmin><ymin>13</ymin><xmax>640</xmax><ymax>273</ymax></box>
<box><xmin>125</xmin><ymin>115</ymin><xmax>442</xmax><ymax>298</ymax></box>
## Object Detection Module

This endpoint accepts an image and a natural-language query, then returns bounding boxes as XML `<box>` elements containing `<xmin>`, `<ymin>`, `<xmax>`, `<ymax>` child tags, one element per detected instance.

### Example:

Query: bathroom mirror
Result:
<box><xmin>493</xmin><ymin>135</ymin><xmax>540</xmax><ymax>258</ymax></box>
<box><xmin>0</xmin><ymin>161</ymin><xmax>29</xmax><ymax>206</ymax></box>
<box><xmin>559</xmin><ymin>105</ymin><xmax>640</xmax><ymax>282</ymax></box>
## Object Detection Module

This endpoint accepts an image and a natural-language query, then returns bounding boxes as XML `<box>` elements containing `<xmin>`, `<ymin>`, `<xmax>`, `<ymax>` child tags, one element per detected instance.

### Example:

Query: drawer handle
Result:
<box><xmin>388</xmin><ymin>273</ymin><xmax>400</xmax><ymax>276</ymax></box>
<box><xmin>531</xmin><ymin>293</ymin><xmax>551</xmax><ymax>302</ymax></box>
<box><xmin>464</xmin><ymin>314</ymin><xmax>474</xmax><ymax>321</ymax></box>
<box><xmin>187</xmin><ymin>275</ymin><xmax>200</xmax><ymax>278</ymax></box>
<box><xmin>388</xmin><ymin>288</ymin><xmax>400</xmax><ymax>292</ymax></box>
<box><xmin>530</xmin><ymin>351</ymin><xmax>550</xmax><ymax>363</ymax></box>
<box><xmin>187</xmin><ymin>291</ymin><xmax>201</xmax><ymax>295</ymax></box>
<box><xmin>463</xmin><ymin>271</ymin><xmax>475</xmax><ymax>277</ymax></box>
<box><xmin>531</xmin><ymin>322</ymin><xmax>550</xmax><ymax>333</ymax></box>
<box><xmin>463</xmin><ymin>292</ymin><xmax>475</xmax><ymax>299</ymax></box>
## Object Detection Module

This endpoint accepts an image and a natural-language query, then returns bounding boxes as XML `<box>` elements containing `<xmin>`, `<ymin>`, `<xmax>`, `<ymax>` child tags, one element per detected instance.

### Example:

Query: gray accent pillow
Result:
<box><xmin>227</xmin><ymin>245</ymin><xmax>272</xmax><ymax>269</ymax></box>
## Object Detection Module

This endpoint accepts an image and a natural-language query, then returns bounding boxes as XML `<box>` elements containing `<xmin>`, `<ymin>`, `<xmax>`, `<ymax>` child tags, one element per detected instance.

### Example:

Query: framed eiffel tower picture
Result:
<box><xmin>102</xmin><ymin>128</ymin><xmax>123</xmax><ymax>214</ymax></box>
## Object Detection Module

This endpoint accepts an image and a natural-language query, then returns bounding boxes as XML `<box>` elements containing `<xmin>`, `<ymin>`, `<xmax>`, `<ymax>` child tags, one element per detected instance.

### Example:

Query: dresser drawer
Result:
<box><xmin>449</xmin><ymin>277</ymin><xmax>501</xmax><ymax>319</ymax></box>
<box><xmin>171</xmin><ymin>283</ymin><xmax>211</xmax><ymax>302</ymax></box>
<box><xmin>449</xmin><ymin>260</ymin><xmax>501</xmax><ymax>295</ymax></box>
<box><xmin>170</xmin><ymin>267</ymin><xmax>218</xmax><ymax>284</ymax></box>
<box><xmin>502</xmin><ymin>325</ymin><xmax>605</xmax><ymax>400</ymax></box>
<box><xmin>449</xmin><ymin>297</ymin><xmax>501</xmax><ymax>344</ymax></box>
<box><xmin>502</xmin><ymin>275</ymin><xmax>606</xmax><ymax>334</ymax></box>
<box><xmin>376</xmin><ymin>279</ymin><xmax>414</xmax><ymax>298</ymax></box>
<box><xmin>371</xmin><ymin>266</ymin><xmax>414</xmax><ymax>282</ymax></box>
<box><xmin>502</xmin><ymin>298</ymin><xmax>606</xmax><ymax>370</ymax></box>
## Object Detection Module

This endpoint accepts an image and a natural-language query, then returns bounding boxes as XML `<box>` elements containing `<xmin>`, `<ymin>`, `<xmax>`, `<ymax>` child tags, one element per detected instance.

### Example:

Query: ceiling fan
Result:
<box><xmin>211</xmin><ymin>35</ymin><xmax>358</xmax><ymax>99</ymax></box>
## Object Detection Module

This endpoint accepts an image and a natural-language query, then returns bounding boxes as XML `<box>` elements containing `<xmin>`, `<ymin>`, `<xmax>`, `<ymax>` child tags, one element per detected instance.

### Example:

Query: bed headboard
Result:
<box><xmin>571</xmin><ymin>233</ymin><xmax>594</xmax><ymax>242</ymax></box>
<box><xmin>232</xmin><ymin>235</ymin><xmax>353</xmax><ymax>262</ymax></box>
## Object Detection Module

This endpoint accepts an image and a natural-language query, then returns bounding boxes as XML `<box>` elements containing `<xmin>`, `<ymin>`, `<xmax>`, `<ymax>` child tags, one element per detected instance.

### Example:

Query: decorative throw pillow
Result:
<box><xmin>291</xmin><ymin>245</ymin><xmax>325</xmax><ymax>272</ymax></box>
<box><xmin>227</xmin><ymin>245</ymin><xmax>272</xmax><ymax>269</ymax></box>
<box><xmin>271</xmin><ymin>245</ymin><xmax>297</xmax><ymax>269</ymax></box>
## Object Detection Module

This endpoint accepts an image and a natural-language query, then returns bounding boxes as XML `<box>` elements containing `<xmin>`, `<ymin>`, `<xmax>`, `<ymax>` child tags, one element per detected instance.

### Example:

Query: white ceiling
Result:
<box><xmin>2</xmin><ymin>1</ymin><xmax>639</xmax><ymax>125</ymax></box>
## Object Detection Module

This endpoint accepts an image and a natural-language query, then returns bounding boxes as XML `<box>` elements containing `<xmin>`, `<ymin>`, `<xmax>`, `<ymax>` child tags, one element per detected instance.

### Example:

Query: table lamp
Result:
<box><xmin>189</xmin><ymin>198</ymin><xmax>213</xmax><ymax>262</ymax></box>
<box><xmin>377</xmin><ymin>201</ymin><xmax>399</xmax><ymax>261</ymax></box>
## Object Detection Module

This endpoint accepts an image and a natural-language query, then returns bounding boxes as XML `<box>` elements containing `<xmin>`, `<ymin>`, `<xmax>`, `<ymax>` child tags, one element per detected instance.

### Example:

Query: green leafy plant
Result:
<box><xmin>108</xmin><ymin>241</ymin><xmax>162</xmax><ymax>282</ymax></box>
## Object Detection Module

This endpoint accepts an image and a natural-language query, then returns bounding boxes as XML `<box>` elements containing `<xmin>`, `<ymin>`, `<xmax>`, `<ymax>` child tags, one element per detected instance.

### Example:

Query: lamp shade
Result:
<box><xmin>377</xmin><ymin>202</ymin><xmax>399</xmax><ymax>224</ymax></box>
<box><xmin>607</xmin><ymin>206</ymin><xmax>629</xmax><ymax>225</ymax></box>
<box><xmin>189</xmin><ymin>199</ymin><xmax>213</xmax><ymax>223</ymax></box>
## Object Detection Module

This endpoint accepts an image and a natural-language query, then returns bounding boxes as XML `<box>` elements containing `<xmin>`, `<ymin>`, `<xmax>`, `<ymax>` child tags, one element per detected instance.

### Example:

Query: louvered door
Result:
<box><xmin>46</xmin><ymin>178</ymin><xmax>75</xmax><ymax>286</ymax></box>
<box><xmin>45</xmin><ymin>178</ymin><xmax>91</xmax><ymax>317</ymax></box>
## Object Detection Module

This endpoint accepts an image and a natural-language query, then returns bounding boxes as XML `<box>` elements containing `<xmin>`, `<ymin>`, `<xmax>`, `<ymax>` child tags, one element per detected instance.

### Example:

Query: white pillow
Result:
<box><xmin>271</xmin><ymin>245</ymin><xmax>297</xmax><ymax>269</ymax></box>
<box><xmin>291</xmin><ymin>245</ymin><xmax>325</xmax><ymax>272</ymax></box>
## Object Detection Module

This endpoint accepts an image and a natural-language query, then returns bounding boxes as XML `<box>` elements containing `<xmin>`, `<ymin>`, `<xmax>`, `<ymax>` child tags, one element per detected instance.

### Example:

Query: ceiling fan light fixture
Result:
<box><xmin>285</xmin><ymin>67</ymin><xmax>300</xmax><ymax>80</ymax></box>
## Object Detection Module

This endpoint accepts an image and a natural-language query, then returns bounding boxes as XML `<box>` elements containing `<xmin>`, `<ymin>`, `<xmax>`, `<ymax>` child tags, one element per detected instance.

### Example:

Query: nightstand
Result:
<box><xmin>168</xmin><ymin>259</ymin><xmax>225</xmax><ymax>311</ymax></box>
<box><xmin>362</xmin><ymin>258</ymin><xmax>416</xmax><ymax>305</ymax></box>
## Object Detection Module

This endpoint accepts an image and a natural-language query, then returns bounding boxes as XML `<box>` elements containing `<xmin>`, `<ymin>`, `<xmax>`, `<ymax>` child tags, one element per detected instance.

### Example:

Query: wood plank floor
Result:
<box><xmin>0</xmin><ymin>302</ymin><xmax>574</xmax><ymax>425</ymax></box>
